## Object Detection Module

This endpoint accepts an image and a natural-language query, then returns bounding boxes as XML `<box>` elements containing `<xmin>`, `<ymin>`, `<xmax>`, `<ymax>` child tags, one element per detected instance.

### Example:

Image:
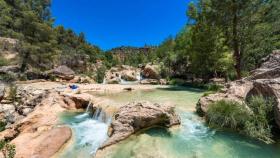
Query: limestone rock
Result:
<box><xmin>196</xmin><ymin>51</ymin><xmax>280</xmax><ymax>129</ymax></box>
<box><xmin>104</xmin><ymin>65</ymin><xmax>140</xmax><ymax>84</ymax></box>
<box><xmin>121</xmin><ymin>70</ymin><xmax>138</xmax><ymax>81</ymax></box>
<box><xmin>12</xmin><ymin>126</ymin><xmax>72</xmax><ymax>158</ymax></box>
<box><xmin>196</xmin><ymin>80</ymin><xmax>253</xmax><ymax>116</ymax></box>
<box><xmin>62</xmin><ymin>93</ymin><xmax>93</xmax><ymax>109</ymax></box>
<box><xmin>101</xmin><ymin>101</ymin><xmax>180</xmax><ymax>148</ymax></box>
<box><xmin>141</xmin><ymin>63</ymin><xmax>160</xmax><ymax>79</ymax></box>
<box><xmin>250</xmin><ymin>50</ymin><xmax>280</xmax><ymax>80</ymax></box>
<box><xmin>140</xmin><ymin>79</ymin><xmax>159</xmax><ymax>85</ymax></box>
<box><xmin>49</xmin><ymin>65</ymin><xmax>75</xmax><ymax>80</ymax></box>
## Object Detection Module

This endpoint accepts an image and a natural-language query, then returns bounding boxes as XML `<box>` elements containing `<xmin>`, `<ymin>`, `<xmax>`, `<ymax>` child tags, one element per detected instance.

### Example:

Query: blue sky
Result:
<box><xmin>51</xmin><ymin>0</ymin><xmax>191</xmax><ymax>50</ymax></box>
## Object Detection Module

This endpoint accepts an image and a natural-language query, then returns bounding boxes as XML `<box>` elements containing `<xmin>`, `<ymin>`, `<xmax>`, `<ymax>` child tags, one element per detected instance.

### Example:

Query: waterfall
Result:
<box><xmin>102</xmin><ymin>78</ymin><xmax>107</xmax><ymax>84</ymax></box>
<box><xmin>136</xmin><ymin>72</ymin><xmax>142</xmax><ymax>81</ymax></box>
<box><xmin>92</xmin><ymin>107</ymin><xmax>109</xmax><ymax>123</ymax></box>
<box><xmin>86</xmin><ymin>102</ymin><xmax>92</xmax><ymax>113</ymax></box>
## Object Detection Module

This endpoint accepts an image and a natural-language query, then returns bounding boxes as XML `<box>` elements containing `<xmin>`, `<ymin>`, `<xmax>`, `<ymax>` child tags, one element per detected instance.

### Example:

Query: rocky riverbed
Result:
<box><xmin>0</xmin><ymin>81</ymin><xmax>173</xmax><ymax>158</ymax></box>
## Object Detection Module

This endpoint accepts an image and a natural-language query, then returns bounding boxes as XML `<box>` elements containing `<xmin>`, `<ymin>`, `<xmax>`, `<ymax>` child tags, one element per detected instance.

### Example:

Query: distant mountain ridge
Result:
<box><xmin>108</xmin><ymin>46</ymin><xmax>156</xmax><ymax>64</ymax></box>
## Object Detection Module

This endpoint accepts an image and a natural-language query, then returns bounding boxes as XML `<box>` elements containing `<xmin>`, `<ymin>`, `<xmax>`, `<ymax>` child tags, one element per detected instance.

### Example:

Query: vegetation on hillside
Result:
<box><xmin>109</xmin><ymin>0</ymin><xmax>280</xmax><ymax>82</ymax></box>
<box><xmin>0</xmin><ymin>0</ymin><xmax>102</xmax><ymax>73</ymax></box>
<box><xmin>0</xmin><ymin>0</ymin><xmax>279</xmax><ymax>83</ymax></box>
<box><xmin>206</xmin><ymin>96</ymin><xmax>276</xmax><ymax>143</ymax></box>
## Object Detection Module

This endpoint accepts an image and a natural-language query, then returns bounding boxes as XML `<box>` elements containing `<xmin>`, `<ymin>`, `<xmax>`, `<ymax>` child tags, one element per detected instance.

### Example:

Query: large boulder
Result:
<box><xmin>49</xmin><ymin>65</ymin><xmax>75</xmax><ymax>80</ymax></box>
<box><xmin>121</xmin><ymin>70</ymin><xmax>138</xmax><ymax>81</ymax></box>
<box><xmin>103</xmin><ymin>65</ymin><xmax>140</xmax><ymax>84</ymax></box>
<box><xmin>196</xmin><ymin>50</ymin><xmax>280</xmax><ymax>129</ymax></box>
<box><xmin>250</xmin><ymin>50</ymin><xmax>280</xmax><ymax>80</ymax></box>
<box><xmin>101</xmin><ymin>101</ymin><xmax>180</xmax><ymax>148</ymax></box>
<box><xmin>141</xmin><ymin>63</ymin><xmax>160</xmax><ymax>79</ymax></box>
<box><xmin>104</xmin><ymin>69</ymin><xmax>121</xmax><ymax>84</ymax></box>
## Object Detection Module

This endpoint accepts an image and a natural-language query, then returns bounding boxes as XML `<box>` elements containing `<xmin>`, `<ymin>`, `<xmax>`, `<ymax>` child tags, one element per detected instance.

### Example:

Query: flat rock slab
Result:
<box><xmin>12</xmin><ymin>126</ymin><xmax>72</xmax><ymax>158</ymax></box>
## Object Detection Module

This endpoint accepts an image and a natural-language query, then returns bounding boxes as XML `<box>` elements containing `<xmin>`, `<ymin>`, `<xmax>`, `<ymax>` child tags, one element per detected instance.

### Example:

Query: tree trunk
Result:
<box><xmin>232</xmin><ymin>0</ymin><xmax>242</xmax><ymax>79</ymax></box>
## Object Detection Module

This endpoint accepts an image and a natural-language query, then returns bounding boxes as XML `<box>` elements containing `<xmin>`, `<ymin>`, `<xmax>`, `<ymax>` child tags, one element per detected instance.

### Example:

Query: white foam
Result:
<box><xmin>72</xmin><ymin>118</ymin><xmax>108</xmax><ymax>154</ymax></box>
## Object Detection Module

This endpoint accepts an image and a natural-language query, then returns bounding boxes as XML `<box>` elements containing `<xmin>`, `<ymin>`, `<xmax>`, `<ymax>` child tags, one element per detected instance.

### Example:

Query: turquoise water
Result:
<box><xmin>60</xmin><ymin>86</ymin><xmax>280</xmax><ymax>158</ymax></box>
<box><xmin>59</xmin><ymin>112</ymin><xmax>109</xmax><ymax>158</ymax></box>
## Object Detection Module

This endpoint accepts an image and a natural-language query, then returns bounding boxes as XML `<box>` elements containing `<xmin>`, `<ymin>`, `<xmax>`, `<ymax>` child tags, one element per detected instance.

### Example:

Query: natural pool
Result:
<box><xmin>60</xmin><ymin>86</ymin><xmax>280</xmax><ymax>158</ymax></box>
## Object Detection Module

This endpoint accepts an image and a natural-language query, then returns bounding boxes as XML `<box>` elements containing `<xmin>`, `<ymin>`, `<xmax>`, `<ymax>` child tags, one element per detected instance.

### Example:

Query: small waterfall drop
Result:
<box><xmin>62</xmin><ymin>104</ymin><xmax>110</xmax><ymax>157</ymax></box>
<box><xmin>92</xmin><ymin>107</ymin><xmax>109</xmax><ymax>123</ymax></box>
<box><xmin>85</xmin><ymin>102</ymin><xmax>92</xmax><ymax>113</ymax></box>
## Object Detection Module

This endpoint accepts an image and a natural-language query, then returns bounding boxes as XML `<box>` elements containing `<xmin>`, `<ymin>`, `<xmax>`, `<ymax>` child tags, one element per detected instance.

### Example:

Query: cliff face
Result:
<box><xmin>108</xmin><ymin>46</ymin><xmax>156</xmax><ymax>63</ymax></box>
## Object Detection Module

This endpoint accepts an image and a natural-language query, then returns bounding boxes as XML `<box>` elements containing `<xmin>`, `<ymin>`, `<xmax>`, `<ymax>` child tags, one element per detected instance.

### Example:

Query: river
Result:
<box><xmin>59</xmin><ymin>86</ymin><xmax>280</xmax><ymax>158</ymax></box>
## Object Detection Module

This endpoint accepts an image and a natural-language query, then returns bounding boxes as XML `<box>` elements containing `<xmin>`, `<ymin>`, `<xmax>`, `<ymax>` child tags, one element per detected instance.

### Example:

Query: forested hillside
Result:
<box><xmin>153</xmin><ymin>0</ymin><xmax>279</xmax><ymax>81</ymax></box>
<box><xmin>0</xmin><ymin>0</ymin><xmax>279</xmax><ymax>83</ymax></box>
<box><xmin>0</xmin><ymin>0</ymin><xmax>102</xmax><ymax>73</ymax></box>
<box><xmin>103</xmin><ymin>0</ymin><xmax>280</xmax><ymax>82</ymax></box>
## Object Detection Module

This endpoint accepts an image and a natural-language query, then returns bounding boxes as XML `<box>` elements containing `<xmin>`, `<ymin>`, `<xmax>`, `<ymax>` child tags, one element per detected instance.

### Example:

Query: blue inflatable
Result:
<box><xmin>69</xmin><ymin>85</ymin><xmax>78</xmax><ymax>90</ymax></box>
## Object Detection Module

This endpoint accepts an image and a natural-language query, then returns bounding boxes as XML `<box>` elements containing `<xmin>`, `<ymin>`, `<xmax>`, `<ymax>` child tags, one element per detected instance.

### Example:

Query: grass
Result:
<box><xmin>206</xmin><ymin>100</ymin><xmax>249</xmax><ymax>130</ymax></box>
<box><xmin>206</xmin><ymin>96</ymin><xmax>276</xmax><ymax>143</ymax></box>
<box><xmin>202</xmin><ymin>84</ymin><xmax>223</xmax><ymax>96</ymax></box>
<box><xmin>244</xmin><ymin>96</ymin><xmax>275</xmax><ymax>143</ymax></box>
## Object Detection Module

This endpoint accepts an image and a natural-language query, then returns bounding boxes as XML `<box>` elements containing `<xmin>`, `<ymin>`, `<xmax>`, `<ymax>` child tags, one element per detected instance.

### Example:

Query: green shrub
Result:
<box><xmin>0</xmin><ymin>57</ymin><xmax>8</xmax><ymax>67</ymax></box>
<box><xmin>169</xmin><ymin>78</ymin><xmax>185</xmax><ymax>86</ymax></box>
<box><xmin>206</xmin><ymin>96</ymin><xmax>276</xmax><ymax>144</ymax></box>
<box><xmin>207</xmin><ymin>84</ymin><xmax>222</xmax><ymax>92</ymax></box>
<box><xmin>8</xmin><ymin>85</ymin><xmax>18</xmax><ymax>102</ymax></box>
<box><xmin>202</xmin><ymin>84</ymin><xmax>223</xmax><ymax>96</ymax></box>
<box><xmin>244</xmin><ymin>96</ymin><xmax>275</xmax><ymax>143</ymax></box>
<box><xmin>0</xmin><ymin>74</ymin><xmax>16</xmax><ymax>83</ymax></box>
<box><xmin>95</xmin><ymin>65</ymin><xmax>107</xmax><ymax>83</ymax></box>
<box><xmin>0</xmin><ymin>140</ymin><xmax>16</xmax><ymax>158</ymax></box>
<box><xmin>206</xmin><ymin>100</ymin><xmax>249</xmax><ymax>130</ymax></box>
<box><xmin>0</xmin><ymin>122</ymin><xmax>7</xmax><ymax>132</ymax></box>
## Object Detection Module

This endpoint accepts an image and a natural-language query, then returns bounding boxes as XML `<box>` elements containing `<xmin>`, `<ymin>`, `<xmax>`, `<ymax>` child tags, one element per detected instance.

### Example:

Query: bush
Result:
<box><xmin>202</xmin><ymin>84</ymin><xmax>223</xmax><ymax>96</ymax></box>
<box><xmin>0</xmin><ymin>140</ymin><xmax>16</xmax><ymax>158</ymax></box>
<box><xmin>95</xmin><ymin>65</ymin><xmax>107</xmax><ymax>83</ymax></box>
<box><xmin>0</xmin><ymin>74</ymin><xmax>16</xmax><ymax>83</ymax></box>
<box><xmin>0</xmin><ymin>122</ymin><xmax>7</xmax><ymax>132</ymax></box>
<box><xmin>8</xmin><ymin>85</ymin><xmax>18</xmax><ymax>102</ymax></box>
<box><xmin>244</xmin><ymin>96</ymin><xmax>275</xmax><ymax>143</ymax></box>
<box><xmin>206</xmin><ymin>96</ymin><xmax>276</xmax><ymax>144</ymax></box>
<box><xmin>207</xmin><ymin>84</ymin><xmax>222</xmax><ymax>92</ymax></box>
<box><xmin>169</xmin><ymin>78</ymin><xmax>185</xmax><ymax>86</ymax></box>
<box><xmin>206</xmin><ymin>100</ymin><xmax>249</xmax><ymax>130</ymax></box>
<box><xmin>0</xmin><ymin>57</ymin><xmax>8</xmax><ymax>66</ymax></box>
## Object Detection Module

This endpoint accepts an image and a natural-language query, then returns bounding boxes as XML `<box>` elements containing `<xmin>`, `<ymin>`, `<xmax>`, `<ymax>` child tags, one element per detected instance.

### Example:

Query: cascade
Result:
<box><xmin>85</xmin><ymin>102</ymin><xmax>92</xmax><ymax>113</ymax></box>
<box><xmin>92</xmin><ymin>107</ymin><xmax>109</xmax><ymax>123</ymax></box>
